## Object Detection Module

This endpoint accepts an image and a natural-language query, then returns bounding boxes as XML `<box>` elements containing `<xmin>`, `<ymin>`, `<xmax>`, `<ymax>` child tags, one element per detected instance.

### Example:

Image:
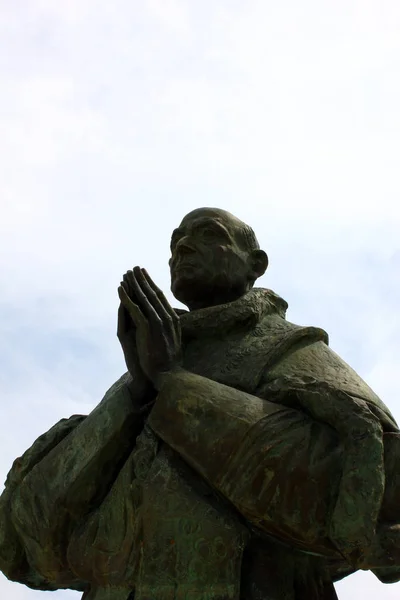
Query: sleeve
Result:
<box><xmin>256</xmin><ymin>375</ymin><xmax>385</xmax><ymax>565</ymax></box>
<box><xmin>148</xmin><ymin>369</ymin><xmax>384</xmax><ymax>565</ymax></box>
<box><xmin>0</xmin><ymin>372</ymin><xmax>154</xmax><ymax>591</ymax></box>
<box><xmin>0</xmin><ymin>415</ymin><xmax>86</xmax><ymax>591</ymax></box>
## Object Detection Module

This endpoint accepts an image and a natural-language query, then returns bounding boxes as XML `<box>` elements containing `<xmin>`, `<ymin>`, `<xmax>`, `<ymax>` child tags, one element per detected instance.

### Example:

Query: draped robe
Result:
<box><xmin>1</xmin><ymin>288</ymin><xmax>399</xmax><ymax>599</ymax></box>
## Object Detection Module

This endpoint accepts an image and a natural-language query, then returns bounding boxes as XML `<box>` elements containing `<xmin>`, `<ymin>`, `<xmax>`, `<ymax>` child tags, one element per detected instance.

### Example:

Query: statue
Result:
<box><xmin>1</xmin><ymin>207</ymin><xmax>400</xmax><ymax>600</ymax></box>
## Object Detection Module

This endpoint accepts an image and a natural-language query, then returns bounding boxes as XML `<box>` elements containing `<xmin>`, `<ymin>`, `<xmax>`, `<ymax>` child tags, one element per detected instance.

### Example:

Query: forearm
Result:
<box><xmin>14</xmin><ymin>373</ymin><xmax>149</xmax><ymax>518</ymax></box>
<box><xmin>9</xmin><ymin>373</ymin><xmax>152</xmax><ymax>584</ymax></box>
<box><xmin>148</xmin><ymin>368</ymin><xmax>284</xmax><ymax>491</ymax></box>
<box><xmin>151</xmin><ymin>370</ymin><xmax>385</xmax><ymax>566</ymax></box>
<box><xmin>148</xmin><ymin>369</ymin><xmax>329</xmax><ymax>552</ymax></box>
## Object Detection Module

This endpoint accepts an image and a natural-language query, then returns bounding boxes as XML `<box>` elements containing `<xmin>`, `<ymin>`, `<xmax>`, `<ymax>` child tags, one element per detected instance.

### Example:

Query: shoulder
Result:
<box><xmin>4</xmin><ymin>414</ymin><xmax>86</xmax><ymax>490</ymax></box>
<box><xmin>100</xmin><ymin>371</ymin><xmax>133</xmax><ymax>402</ymax></box>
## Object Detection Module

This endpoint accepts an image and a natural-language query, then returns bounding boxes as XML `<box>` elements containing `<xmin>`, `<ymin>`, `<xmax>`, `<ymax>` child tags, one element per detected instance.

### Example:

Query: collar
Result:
<box><xmin>177</xmin><ymin>288</ymin><xmax>288</xmax><ymax>341</ymax></box>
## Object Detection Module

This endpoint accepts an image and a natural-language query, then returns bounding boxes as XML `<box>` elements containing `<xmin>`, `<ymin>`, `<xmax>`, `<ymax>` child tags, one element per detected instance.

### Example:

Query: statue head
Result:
<box><xmin>169</xmin><ymin>207</ymin><xmax>268</xmax><ymax>310</ymax></box>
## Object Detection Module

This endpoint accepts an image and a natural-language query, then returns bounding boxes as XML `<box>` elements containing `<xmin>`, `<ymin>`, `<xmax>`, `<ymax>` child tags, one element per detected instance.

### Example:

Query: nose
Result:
<box><xmin>175</xmin><ymin>237</ymin><xmax>196</xmax><ymax>255</ymax></box>
<box><xmin>169</xmin><ymin>237</ymin><xmax>198</xmax><ymax>269</ymax></box>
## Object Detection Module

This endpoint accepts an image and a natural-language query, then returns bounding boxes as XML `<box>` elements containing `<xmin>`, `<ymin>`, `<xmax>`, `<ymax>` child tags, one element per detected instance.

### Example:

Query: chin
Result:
<box><xmin>171</xmin><ymin>276</ymin><xmax>189</xmax><ymax>302</ymax></box>
<box><xmin>171</xmin><ymin>275</ymin><xmax>208</xmax><ymax>307</ymax></box>
<box><xmin>171</xmin><ymin>281</ymin><xmax>194</xmax><ymax>306</ymax></box>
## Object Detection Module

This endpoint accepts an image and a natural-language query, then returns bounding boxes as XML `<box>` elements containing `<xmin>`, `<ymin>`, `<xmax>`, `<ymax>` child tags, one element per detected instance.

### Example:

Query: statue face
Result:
<box><xmin>169</xmin><ymin>208</ymin><xmax>256</xmax><ymax>309</ymax></box>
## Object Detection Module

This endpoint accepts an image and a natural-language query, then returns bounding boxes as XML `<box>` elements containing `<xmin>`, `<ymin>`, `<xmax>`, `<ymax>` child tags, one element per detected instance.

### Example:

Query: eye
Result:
<box><xmin>201</xmin><ymin>226</ymin><xmax>230</xmax><ymax>243</ymax></box>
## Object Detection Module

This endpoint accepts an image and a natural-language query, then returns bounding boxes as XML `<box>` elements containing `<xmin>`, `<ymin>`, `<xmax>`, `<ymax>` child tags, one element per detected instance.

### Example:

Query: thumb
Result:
<box><xmin>118</xmin><ymin>286</ymin><xmax>147</xmax><ymax>330</ymax></box>
<box><xmin>117</xmin><ymin>301</ymin><xmax>126</xmax><ymax>338</ymax></box>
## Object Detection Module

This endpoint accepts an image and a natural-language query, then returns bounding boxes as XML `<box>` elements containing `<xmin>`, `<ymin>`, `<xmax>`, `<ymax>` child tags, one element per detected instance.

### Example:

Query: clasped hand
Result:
<box><xmin>118</xmin><ymin>266</ymin><xmax>182</xmax><ymax>390</ymax></box>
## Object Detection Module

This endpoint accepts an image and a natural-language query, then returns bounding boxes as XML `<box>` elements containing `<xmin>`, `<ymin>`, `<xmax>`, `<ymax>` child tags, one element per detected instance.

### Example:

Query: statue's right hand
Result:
<box><xmin>117</xmin><ymin>272</ymin><xmax>153</xmax><ymax>395</ymax></box>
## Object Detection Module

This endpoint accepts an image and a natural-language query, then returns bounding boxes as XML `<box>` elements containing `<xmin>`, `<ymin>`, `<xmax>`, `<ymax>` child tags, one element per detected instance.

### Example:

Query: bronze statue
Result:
<box><xmin>1</xmin><ymin>207</ymin><xmax>400</xmax><ymax>600</ymax></box>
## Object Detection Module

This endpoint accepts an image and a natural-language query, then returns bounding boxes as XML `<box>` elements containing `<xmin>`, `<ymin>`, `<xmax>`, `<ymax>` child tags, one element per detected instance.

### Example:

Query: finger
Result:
<box><xmin>127</xmin><ymin>267</ymin><xmax>162</xmax><ymax>325</ymax></box>
<box><xmin>142</xmin><ymin>268</ymin><xmax>178</xmax><ymax>322</ymax></box>
<box><xmin>117</xmin><ymin>300</ymin><xmax>126</xmax><ymax>337</ymax></box>
<box><xmin>118</xmin><ymin>284</ymin><xmax>135</xmax><ymax>312</ymax></box>
<box><xmin>118</xmin><ymin>280</ymin><xmax>138</xmax><ymax>335</ymax></box>
<box><xmin>123</xmin><ymin>271</ymin><xmax>137</xmax><ymax>302</ymax></box>
<box><xmin>121</xmin><ymin>278</ymin><xmax>133</xmax><ymax>301</ymax></box>
<box><xmin>118</xmin><ymin>286</ymin><xmax>146</xmax><ymax>329</ymax></box>
<box><xmin>134</xmin><ymin>267</ymin><xmax>172</xmax><ymax>325</ymax></box>
<box><xmin>118</xmin><ymin>286</ymin><xmax>148</xmax><ymax>330</ymax></box>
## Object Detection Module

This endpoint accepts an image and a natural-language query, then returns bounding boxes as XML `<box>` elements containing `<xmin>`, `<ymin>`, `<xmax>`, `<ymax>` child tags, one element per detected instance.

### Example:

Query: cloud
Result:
<box><xmin>1</xmin><ymin>1</ymin><xmax>400</xmax><ymax>598</ymax></box>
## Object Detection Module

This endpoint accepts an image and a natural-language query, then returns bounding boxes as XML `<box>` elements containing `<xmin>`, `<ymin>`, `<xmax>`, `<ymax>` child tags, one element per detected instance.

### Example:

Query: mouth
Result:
<box><xmin>171</xmin><ymin>257</ymin><xmax>200</xmax><ymax>282</ymax></box>
<box><xmin>172</xmin><ymin>247</ymin><xmax>199</xmax><ymax>270</ymax></box>
<box><xmin>173</xmin><ymin>260</ymin><xmax>198</xmax><ymax>274</ymax></box>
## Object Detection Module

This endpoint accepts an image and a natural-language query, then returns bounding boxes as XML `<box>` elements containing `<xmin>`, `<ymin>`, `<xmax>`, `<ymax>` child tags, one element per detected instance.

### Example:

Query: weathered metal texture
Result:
<box><xmin>1</xmin><ymin>208</ymin><xmax>399</xmax><ymax>599</ymax></box>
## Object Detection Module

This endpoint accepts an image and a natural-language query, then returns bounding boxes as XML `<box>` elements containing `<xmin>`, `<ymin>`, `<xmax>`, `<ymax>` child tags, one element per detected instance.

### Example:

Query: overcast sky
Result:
<box><xmin>1</xmin><ymin>1</ymin><xmax>400</xmax><ymax>598</ymax></box>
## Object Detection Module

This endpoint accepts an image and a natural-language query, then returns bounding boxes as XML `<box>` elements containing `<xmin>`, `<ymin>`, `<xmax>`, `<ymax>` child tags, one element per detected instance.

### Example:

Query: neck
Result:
<box><xmin>182</xmin><ymin>284</ymin><xmax>253</xmax><ymax>312</ymax></box>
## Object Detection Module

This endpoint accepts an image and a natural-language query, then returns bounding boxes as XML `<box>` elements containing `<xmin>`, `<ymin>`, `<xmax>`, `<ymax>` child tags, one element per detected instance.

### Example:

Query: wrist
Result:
<box><xmin>127</xmin><ymin>371</ymin><xmax>156</xmax><ymax>408</ymax></box>
<box><xmin>153</xmin><ymin>366</ymin><xmax>185</xmax><ymax>391</ymax></box>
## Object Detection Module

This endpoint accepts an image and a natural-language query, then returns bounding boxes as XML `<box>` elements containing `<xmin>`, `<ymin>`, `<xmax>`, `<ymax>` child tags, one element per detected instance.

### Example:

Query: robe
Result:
<box><xmin>0</xmin><ymin>288</ymin><xmax>398</xmax><ymax>599</ymax></box>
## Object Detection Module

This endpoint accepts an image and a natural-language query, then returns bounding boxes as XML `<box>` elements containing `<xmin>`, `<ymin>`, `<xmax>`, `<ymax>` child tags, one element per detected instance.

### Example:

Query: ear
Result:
<box><xmin>249</xmin><ymin>249</ymin><xmax>268</xmax><ymax>280</ymax></box>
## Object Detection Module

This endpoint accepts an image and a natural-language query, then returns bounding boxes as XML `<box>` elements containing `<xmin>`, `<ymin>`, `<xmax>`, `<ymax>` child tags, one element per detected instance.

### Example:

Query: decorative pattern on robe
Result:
<box><xmin>1</xmin><ymin>288</ymin><xmax>398</xmax><ymax>599</ymax></box>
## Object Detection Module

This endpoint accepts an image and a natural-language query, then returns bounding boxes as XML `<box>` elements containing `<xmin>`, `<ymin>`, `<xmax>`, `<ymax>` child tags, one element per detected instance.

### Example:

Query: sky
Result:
<box><xmin>0</xmin><ymin>0</ymin><xmax>399</xmax><ymax>598</ymax></box>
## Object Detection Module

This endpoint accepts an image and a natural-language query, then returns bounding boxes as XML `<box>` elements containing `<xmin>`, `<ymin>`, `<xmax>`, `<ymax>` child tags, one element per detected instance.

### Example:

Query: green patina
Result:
<box><xmin>1</xmin><ymin>208</ymin><xmax>399</xmax><ymax>599</ymax></box>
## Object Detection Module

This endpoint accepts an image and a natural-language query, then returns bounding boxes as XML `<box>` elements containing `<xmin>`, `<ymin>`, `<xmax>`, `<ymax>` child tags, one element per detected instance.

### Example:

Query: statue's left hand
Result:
<box><xmin>118</xmin><ymin>266</ymin><xmax>182</xmax><ymax>390</ymax></box>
